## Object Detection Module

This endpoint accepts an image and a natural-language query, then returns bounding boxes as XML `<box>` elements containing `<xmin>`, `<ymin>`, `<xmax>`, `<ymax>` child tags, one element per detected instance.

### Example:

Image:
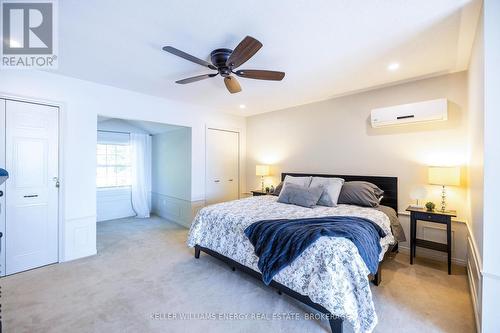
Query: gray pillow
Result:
<box><xmin>338</xmin><ymin>181</ymin><xmax>384</xmax><ymax>207</ymax></box>
<box><xmin>277</xmin><ymin>183</ymin><xmax>323</xmax><ymax>208</ymax></box>
<box><xmin>273</xmin><ymin>181</ymin><xmax>284</xmax><ymax>196</ymax></box>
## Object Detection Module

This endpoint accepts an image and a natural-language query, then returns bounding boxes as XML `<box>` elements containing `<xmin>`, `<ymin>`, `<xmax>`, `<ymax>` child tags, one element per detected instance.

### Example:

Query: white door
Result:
<box><xmin>206</xmin><ymin>129</ymin><xmax>239</xmax><ymax>204</ymax></box>
<box><xmin>5</xmin><ymin>100</ymin><xmax>59</xmax><ymax>275</ymax></box>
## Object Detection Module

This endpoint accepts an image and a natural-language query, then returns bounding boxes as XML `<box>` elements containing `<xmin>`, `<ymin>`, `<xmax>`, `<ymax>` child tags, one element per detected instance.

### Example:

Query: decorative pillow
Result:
<box><xmin>277</xmin><ymin>183</ymin><xmax>323</xmax><ymax>208</ymax></box>
<box><xmin>273</xmin><ymin>181</ymin><xmax>284</xmax><ymax>195</ymax></box>
<box><xmin>338</xmin><ymin>181</ymin><xmax>384</xmax><ymax>207</ymax></box>
<box><xmin>310</xmin><ymin>177</ymin><xmax>345</xmax><ymax>207</ymax></box>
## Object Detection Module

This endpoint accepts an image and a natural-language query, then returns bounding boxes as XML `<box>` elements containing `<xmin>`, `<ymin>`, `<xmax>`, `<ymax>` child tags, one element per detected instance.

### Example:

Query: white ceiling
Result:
<box><xmin>57</xmin><ymin>0</ymin><xmax>481</xmax><ymax>116</ymax></box>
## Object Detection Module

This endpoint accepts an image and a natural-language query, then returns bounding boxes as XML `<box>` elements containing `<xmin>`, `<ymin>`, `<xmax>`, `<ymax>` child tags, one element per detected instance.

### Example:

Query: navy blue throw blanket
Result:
<box><xmin>244</xmin><ymin>216</ymin><xmax>386</xmax><ymax>285</ymax></box>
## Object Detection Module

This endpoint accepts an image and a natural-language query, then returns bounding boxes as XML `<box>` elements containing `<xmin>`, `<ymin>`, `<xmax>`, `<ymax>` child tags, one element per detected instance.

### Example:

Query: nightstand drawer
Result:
<box><xmin>412</xmin><ymin>211</ymin><xmax>449</xmax><ymax>223</ymax></box>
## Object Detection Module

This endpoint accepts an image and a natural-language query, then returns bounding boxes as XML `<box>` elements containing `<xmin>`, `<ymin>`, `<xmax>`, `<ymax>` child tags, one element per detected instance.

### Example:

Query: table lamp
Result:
<box><xmin>428</xmin><ymin>166</ymin><xmax>460</xmax><ymax>211</ymax></box>
<box><xmin>255</xmin><ymin>165</ymin><xmax>270</xmax><ymax>192</ymax></box>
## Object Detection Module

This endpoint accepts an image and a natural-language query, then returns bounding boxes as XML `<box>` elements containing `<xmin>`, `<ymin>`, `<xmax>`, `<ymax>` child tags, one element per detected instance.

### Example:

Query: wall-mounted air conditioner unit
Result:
<box><xmin>370</xmin><ymin>98</ymin><xmax>448</xmax><ymax>128</ymax></box>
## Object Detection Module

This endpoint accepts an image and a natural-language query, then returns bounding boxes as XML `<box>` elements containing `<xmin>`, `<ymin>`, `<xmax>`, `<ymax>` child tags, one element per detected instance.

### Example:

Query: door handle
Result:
<box><xmin>214</xmin><ymin>180</ymin><xmax>220</xmax><ymax>183</ymax></box>
<box><xmin>24</xmin><ymin>194</ymin><xmax>38</xmax><ymax>198</ymax></box>
<box><xmin>53</xmin><ymin>177</ymin><xmax>60</xmax><ymax>188</ymax></box>
<box><xmin>228</xmin><ymin>179</ymin><xmax>233</xmax><ymax>182</ymax></box>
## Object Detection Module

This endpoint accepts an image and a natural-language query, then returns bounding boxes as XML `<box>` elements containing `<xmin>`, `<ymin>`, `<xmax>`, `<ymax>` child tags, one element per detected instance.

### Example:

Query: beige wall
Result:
<box><xmin>247</xmin><ymin>72</ymin><xmax>469</xmax><ymax>217</ymax></box>
<box><xmin>466</xmin><ymin>8</ymin><xmax>484</xmax><ymax>330</ymax></box>
<box><xmin>246</xmin><ymin>72</ymin><xmax>471</xmax><ymax>264</ymax></box>
<box><xmin>467</xmin><ymin>6</ymin><xmax>484</xmax><ymax>263</ymax></box>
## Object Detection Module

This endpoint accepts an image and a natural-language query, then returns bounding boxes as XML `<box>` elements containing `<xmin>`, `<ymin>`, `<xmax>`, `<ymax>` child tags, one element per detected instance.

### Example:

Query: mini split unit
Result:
<box><xmin>370</xmin><ymin>98</ymin><xmax>448</xmax><ymax>128</ymax></box>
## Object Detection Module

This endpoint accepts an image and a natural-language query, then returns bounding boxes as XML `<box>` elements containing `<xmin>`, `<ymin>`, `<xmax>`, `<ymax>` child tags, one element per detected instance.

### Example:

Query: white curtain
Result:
<box><xmin>130</xmin><ymin>133</ymin><xmax>152</xmax><ymax>218</ymax></box>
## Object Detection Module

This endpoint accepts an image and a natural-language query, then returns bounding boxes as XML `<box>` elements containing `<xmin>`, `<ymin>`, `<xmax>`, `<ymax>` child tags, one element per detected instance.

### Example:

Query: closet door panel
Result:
<box><xmin>206</xmin><ymin>129</ymin><xmax>239</xmax><ymax>204</ymax></box>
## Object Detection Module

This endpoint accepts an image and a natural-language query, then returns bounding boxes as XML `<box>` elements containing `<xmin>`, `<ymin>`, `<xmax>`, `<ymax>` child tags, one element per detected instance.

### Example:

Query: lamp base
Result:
<box><xmin>441</xmin><ymin>185</ymin><xmax>447</xmax><ymax>212</ymax></box>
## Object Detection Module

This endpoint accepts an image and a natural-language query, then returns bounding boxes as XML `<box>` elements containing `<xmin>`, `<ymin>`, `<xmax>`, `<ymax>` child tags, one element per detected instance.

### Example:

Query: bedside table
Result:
<box><xmin>406</xmin><ymin>206</ymin><xmax>457</xmax><ymax>274</ymax></box>
<box><xmin>251</xmin><ymin>190</ymin><xmax>268</xmax><ymax>196</ymax></box>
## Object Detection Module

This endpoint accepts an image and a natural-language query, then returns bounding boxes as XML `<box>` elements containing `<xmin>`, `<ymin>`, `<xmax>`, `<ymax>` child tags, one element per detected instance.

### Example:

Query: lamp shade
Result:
<box><xmin>428</xmin><ymin>166</ymin><xmax>460</xmax><ymax>186</ymax></box>
<box><xmin>255</xmin><ymin>165</ymin><xmax>270</xmax><ymax>176</ymax></box>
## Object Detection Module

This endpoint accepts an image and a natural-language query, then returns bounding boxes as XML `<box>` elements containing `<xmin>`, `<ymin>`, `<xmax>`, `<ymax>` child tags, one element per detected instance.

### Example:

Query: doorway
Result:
<box><xmin>95</xmin><ymin>116</ymin><xmax>192</xmax><ymax>237</ymax></box>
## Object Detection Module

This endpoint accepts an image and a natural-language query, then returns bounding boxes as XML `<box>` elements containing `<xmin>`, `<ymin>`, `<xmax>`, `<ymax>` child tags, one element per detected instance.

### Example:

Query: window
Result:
<box><xmin>96</xmin><ymin>144</ymin><xmax>131</xmax><ymax>188</ymax></box>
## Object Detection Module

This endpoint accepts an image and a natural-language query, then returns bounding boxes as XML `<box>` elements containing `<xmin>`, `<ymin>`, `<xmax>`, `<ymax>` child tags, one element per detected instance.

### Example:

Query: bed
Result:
<box><xmin>187</xmin><ymin>173</ymin><xmax>399</xmax><ymax>333</ymax></box>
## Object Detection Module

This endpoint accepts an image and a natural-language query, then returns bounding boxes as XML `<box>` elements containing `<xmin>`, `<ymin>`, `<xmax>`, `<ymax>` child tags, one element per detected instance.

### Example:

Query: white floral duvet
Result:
<box><xmin>187</xmin><ymin>196</ymin><xmax>395</xmax><ymax>333</ymax></box>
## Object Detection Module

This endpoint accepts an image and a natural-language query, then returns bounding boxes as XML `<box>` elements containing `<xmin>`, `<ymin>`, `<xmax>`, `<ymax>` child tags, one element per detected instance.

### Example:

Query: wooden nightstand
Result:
<box><xmin>406</xmin><ymin>206</ymin><xmax>457</xmax><ymax>274</ymax></box>
<box><xmin>251</xmin><ymin>190</ymin><xmax>268</xmax><ymax>196</ymax></box>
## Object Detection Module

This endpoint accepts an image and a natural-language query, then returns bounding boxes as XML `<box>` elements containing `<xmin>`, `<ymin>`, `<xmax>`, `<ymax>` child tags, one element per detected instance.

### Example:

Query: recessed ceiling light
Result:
<box><xmin>239</xmin><ymin>104</ymin><xmax>246</xmax><ymax>109</ymax></box>
<box><xmin>387</xmin><ymin>63</ymin><xmax>400</xmax><ymax>71</ymax></box>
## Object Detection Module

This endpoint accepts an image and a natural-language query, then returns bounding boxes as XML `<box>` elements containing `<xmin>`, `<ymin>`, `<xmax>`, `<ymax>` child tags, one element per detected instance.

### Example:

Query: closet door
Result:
<box><xmin>5</xmin><ymin>100</ymin><xmax>59</xmax><ymax>275</ymax></box>
<box><xmin>206</xmin><ymin>129</ymin><xmax>239</xmax><ymax>204</ymax></box>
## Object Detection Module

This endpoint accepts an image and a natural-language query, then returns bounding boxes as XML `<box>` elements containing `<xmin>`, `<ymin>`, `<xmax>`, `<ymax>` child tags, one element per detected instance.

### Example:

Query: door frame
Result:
<box><xmin>0</xmin><ymin>92</ymin><xmax>65</xmax><ymax>275</ymax></box>
<box><xmin>205</xmin><ymin>126</ymin><xmax>241</xmax><ymax>202</ymax></box>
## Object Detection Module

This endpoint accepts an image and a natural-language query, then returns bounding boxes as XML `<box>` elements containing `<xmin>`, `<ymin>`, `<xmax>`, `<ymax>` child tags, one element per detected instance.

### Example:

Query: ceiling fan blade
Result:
<box><xmin>226</xmin><ymin>36</ymin><xmax>263</xmax><ymax>69</ymax></box>
<box><xmin>163</xmin><ymin>46</ymin><xmax>217</xmax><ymax>70</ymax></box>
<box><xmin>224</xmin><ymin>76</ymin><xmax>242</xmax><ymax>94</ymax></box>
<box><xmin>175</xmin><ymin>73</ymin><xmax>217</xmax><ymax>84</ymax></box>
<box><xmin>235</xmin><ymin>69</ymin><xmax>285</xmax><ymax>81</ymax></box>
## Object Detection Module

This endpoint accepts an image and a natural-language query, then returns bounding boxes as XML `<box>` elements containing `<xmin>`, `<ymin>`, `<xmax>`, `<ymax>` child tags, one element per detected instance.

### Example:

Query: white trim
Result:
<box><xmin>151</xmin><ymin>192</ymin><xmax>204</xmax><ymax>228</ymax></box>
<box><xmin>465</xmin><ymin>221</ymin><xmax>483</xmax><ymax>274</ymax></box>
<box><xmin>0</xmin><ymin>92</ymin><xmax>66</xmax><ymax>266</ymax></box>
<box><xmin>63</xmin><ymin>215</ymin><xmax>97</xmax><ymax>261</ymax></box>
<box><xmin>467</xmin><ymin>236</ymin><xmax>482</xmax><ymax>333</ymax></box>
<box><xmin>465</xmin><ymin>221</ymin><xmax>483</xmax><ymax>333</ymax></box>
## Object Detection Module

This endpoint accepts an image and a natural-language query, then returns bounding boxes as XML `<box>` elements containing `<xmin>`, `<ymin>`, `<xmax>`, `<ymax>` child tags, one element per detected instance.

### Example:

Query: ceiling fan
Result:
<box><xmin>162</xmin><ymin>36</ymin><xmax>285</xmax><ymax>94</ymax></box>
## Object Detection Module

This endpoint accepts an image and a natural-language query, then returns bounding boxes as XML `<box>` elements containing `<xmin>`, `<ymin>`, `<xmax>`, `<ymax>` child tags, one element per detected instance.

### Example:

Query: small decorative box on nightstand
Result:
<box><xmin>406</xmin><ymin>206</ymin><xmax>457</xmax><ymax>274</ymax></box>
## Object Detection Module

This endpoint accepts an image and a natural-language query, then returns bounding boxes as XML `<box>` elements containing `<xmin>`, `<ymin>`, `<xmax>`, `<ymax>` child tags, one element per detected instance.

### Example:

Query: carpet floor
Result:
<box><xmin>2</xmin><ymin>216</ymin><xmax>475</xmax><ymax>332</ymax></box>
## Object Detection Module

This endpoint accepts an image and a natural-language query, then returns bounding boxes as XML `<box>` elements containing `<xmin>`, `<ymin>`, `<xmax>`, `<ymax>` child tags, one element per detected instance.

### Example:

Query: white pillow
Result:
<box><xmin>310</xmin><ymin>177</ymin><xmax>345</xmax><ymax>207</ymax></box>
